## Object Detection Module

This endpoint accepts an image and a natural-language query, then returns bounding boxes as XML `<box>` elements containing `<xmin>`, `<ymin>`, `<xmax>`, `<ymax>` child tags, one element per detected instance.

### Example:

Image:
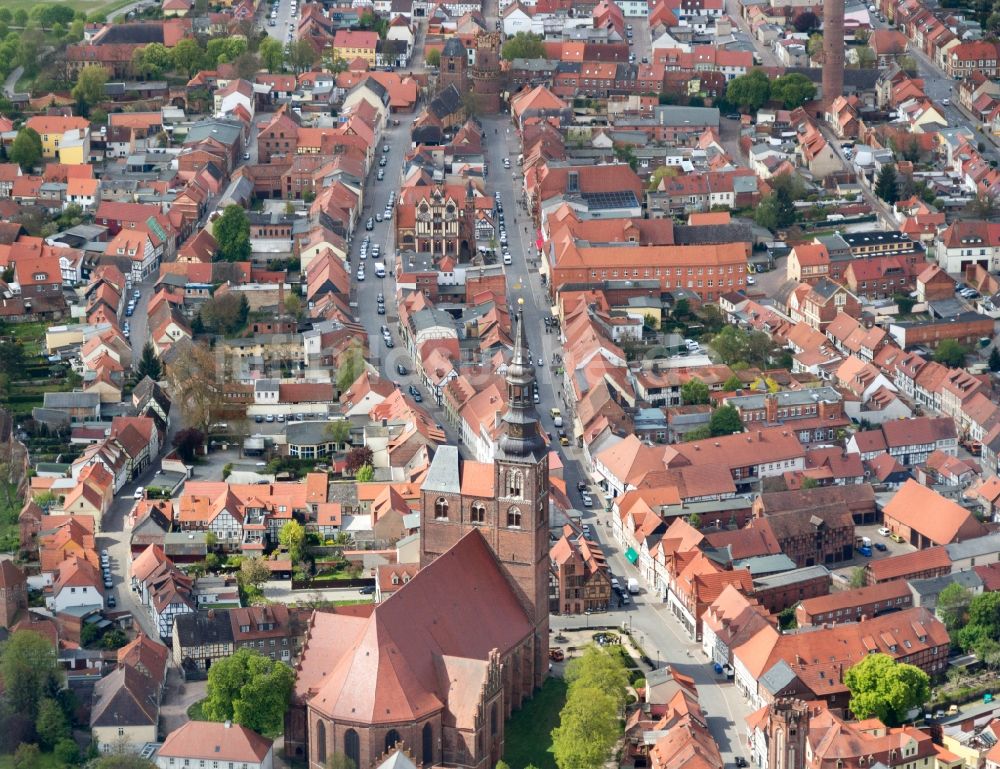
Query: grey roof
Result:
<box><xmin>733</xmin><ymin>553</ymin><xmax>798</xmax><ymax>576</ymax></box>
<box><xmin>401</xmin><ymin>514</ymin><xmax>421</xmax><ymax>531</ymax></box>
<box><xmin>173</xmin><ymin>610</ymin><xmax>234</xmax><ymax>648</ymax></box>
<box><xmin>411</xmin><ymin>308</ymin><xmax>456</xmax><ymax>333</ymax></box>
<box><xmin>810</xmin><ymin>277</ymin><xmax>846</xmax><ymax>300</ymax></box>
<box><xmin>652</xmin><ymin>106</ymin><xmax>720</xmax><ymax>126</ymax></box>
<box><xmin>164</xmin><ymin>532</ymin><xmax>208</xmax><ymax>556</ymax></box>
<box><xmin>98</xmin><ymin>22</ymin><xmax>164</xmax><ymax>45</ymax></box>
<box><xmin>184</xmin><ymin>118</ymin><xmax>243</xmax><ymax>147</ymax></box>
<box><xmin>759</xmin><ymin>659</ymin><xmax>799</xmax><ymax>695</ymax></box>
<box><xmin>727</xmin><ymin>386</ymin><xmax>842</xmax><ymax>411</ymax></box>
<box><xmin>752</xmin><ymin>564</ymin><xmax>831</xmax><ymax>590</ymax></box>
<box><xmin>423</xmin><ymin>445</ymin><xmax>461</xmax><ymax>494</ymax></box>
<box><xmin>43</xmin><ymin>391</ymin><xmax>100</xmax><ymax>409</ymax></box>
<box><xmin>945</xmin><ymin>531</ymin><xmax>1000</xmax><ymax>561</ymax></box>
<box><xmin>286</xmin><ymin>421</ymin><xmax>336</xmax><ymax>447</ymax></box>
<box><xmin>909</xmin><ymin>570</ymin><xmax>982</xmax><ymax>601</ymax></box>
<box><xmin>91</xmin><ymin>665</ymin><xmax>159</xmax><ymax>728</ymax></box>
<box><xmin>816</xmin><ymin>233</ymin><xmax>850</xmax><ymax>254</ymax></box>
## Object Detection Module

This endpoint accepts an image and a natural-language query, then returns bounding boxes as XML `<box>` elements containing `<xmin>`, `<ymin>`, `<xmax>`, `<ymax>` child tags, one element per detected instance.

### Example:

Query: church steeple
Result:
<box><xmin>497</xmin><ymin>304</ymin><xmax>546</xmax><ymax>464</ymax></box>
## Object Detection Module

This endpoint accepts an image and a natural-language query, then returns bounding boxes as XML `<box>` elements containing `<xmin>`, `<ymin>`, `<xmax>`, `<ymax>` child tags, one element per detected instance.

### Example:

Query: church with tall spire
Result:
<box><xmin>284</xmin><ymin>311</ymin><xmax>551</xmax><ymax>769</ymax></box>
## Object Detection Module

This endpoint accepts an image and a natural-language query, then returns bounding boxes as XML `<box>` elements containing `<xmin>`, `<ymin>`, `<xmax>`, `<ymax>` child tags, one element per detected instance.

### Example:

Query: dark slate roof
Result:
<box><xmin>785</xmin><ymin>66</ymin><xmax>881</xmax><ymax>90</ymax></box>
<box><xmin>674</xmin><ymin>222</ymin><xmax>753</xmax><ymax>246</ymax></box>
<box><xmin>429</xmin><ymin>84</ymin><xmax>463</xmax><ymax>120</ymax></box>
<box><xmin>442</xmin><ymin>37</ymin><xmax>466</xmax><ymax>57</ymax></box>
<box><xmin>98</xmin><ymin>23</ymin><xmax>165</xmax><ymax>45</ymax></box>
<box><xmin>173</xmin><ymin>611</ymin><xmax>234</xmax><ymax>648</ymax></box>
<box><xmin>90</xmin><ymin>665</ymin><xmax>159</xmax><ymax>728</ymax></box>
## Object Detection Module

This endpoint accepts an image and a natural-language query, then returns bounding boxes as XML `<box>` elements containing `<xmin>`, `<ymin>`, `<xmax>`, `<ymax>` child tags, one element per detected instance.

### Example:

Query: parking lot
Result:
<box><xmin>830</xmin><ymin>521</ymin><xmax>917</xmax><ymax>583</ymax></box>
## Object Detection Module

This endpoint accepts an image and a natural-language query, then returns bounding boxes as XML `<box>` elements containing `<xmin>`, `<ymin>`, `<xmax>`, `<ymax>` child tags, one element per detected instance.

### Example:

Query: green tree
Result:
<box><xmin>564</xmin><ymin>645</ymin><xmax>630</xmax><ymax>710</ymax></box>
<box><xmin>54</xmin><ymin>739</ymin><xmax>79</xmax><ymax>764</ymax></box>
<box><xmin>172</xmin><ymin>38</ymin><xmax>205</xmax><ymax>77</ymax></box>
<box><xmin>260</xmin><ymin>37</ymin><xmax>284</xmax><ymax>72</ymax></box>
<box><xmin>989</xmin><ymin>347</ymin><xmax>1000</xmax><ymax>372</ymax></box>
<box><xmin>355</xmin><ymin>464</ymin><xmax>374</xmax><ymax>483</ymax></box>
<box><xmin>134</xmin><ymin>42</ymin><xmax>172</xmax><ymax>78</ymax></box>
<box><xmin>807</xmin><ymin>33</ymin><xmax>823</xmax><ymax>60</ymax></box>
<box><xmin>278</xmin><ymin>519</ymin><xmax>306</xmax><ymax>563</ymax></box>
<box><xmin>875</xmin><ymin>164</ymin><xmax>899</xmax><ymax>204</ymax></box>
<box><xmin>136</xmin><ymin>341</ymin><xmax>162</xmax><ymax>380</ymax></box>
<box><xmin>956</xmin><ymin>592</ymin><xmax>1000</xmax><ymax>654</ymax></box>
<box><xmin>200</xmin><ymin>293</ymin><xmax>250</xmax><ymax>335</ymax></box>
<box><xmin>936</xmin><ymin>582</ymin><xmax>973</xmax><ymax>635</ymax></box>
<box><xmin>553</xmin><ymin>645</ymin><xmax>628</xmax><ymax>769</ymax></box>
<box><xmin>336</xmin><ymin>341</ymin><xmax>365</xmax><ymax>393</ymax></box>
<box><xmin>203</xmin><ymin>648</ymin><xmax>295</xmax><ymax>735</ymax></box>
<box><xmin>12</xmin><ymin>744</ymin><xmax>40</xmax><ymax>769</ymax></box>
<box><xmin>681</xmin><ymin>377</ymin><xmax>710</xmax><ymax>405</ymax></box>
<box><xmin>709</xmin><ymin>405</ymin><xmax>743</xmax><ymax>436</ymax></box>
<box><xmin>35</xmin><ymin>697</ymin><xmax>69</xmax><ymax>750</ymax></box>
<box><xmin>17</xmin><ymin>27</ymin><xmax>44</xmax><ymax>78</ymax></box>
<box><xmin>552</xmin><ymin>686</ymin><xmax>619</xmax><ymax>769</ymax></box>
<box><xmin>0</xmin><ymin>630</ymin><xmax>63</xmax><ymax>722</ymax></box>
<box><xmin>933</xmin><ymin>339</ymin><xmax>968</xmax><ymax>368</ymax></box>
<box><xmin>849</xmin><ymin>567</ymin><xmax>867</xmax><ymax>588</ymax></box>
<box><xmin>800</xmin><ymin>477</ymin><xmax>819</xmax><ymax>489</ymax></box>
<box><xmin>725</xmin><ymin>69</ymin><xmax>771</xmax><ymax>111</ymax></box>
<box><xmin>9</xmin><ymin>127</ymin><xmax>43</xmax><ymax>172</ymax></box>
<box><xmin>326</xmin><ymin>420</ymin><xmax>351</xmax><ymax>445</ymax></box>
<box><xmin>501</xmin><ymin>32</ymin><xmax>546</xmax><ymax>61</ymax></box>
<box><xmin>688</xmin><ymin>512</ymin><xmax>702</xmax><ymax>528</ymax></box>
<box><xmin>71</xmin><ymin>64</ymin><xmax>110</xmax><ymax>113</ymax></box>
<box><xmin>239</xmin><ymin>556</ymin><xmax>270</xmax><ymax>591</ymax></box>
<box><xmin>425</xmin><ymin>48</ymin><xmax>441</xmax><ymax>67</ymax></box>
<box><xmin>844</xmin><ymin>653</ymin><xmax>930</xmax><ymax>726</ymax></box>
<box><xmin>326</xmin><ymin>755</ymin><xmax>357</xmax><ymax>769</ymax></box>
<box><xmin>770</xmin><ymin>73</ymin><xmax>817</xmax><ymax>109</ymax></box>
<box><xmin>286</xmin><ymin>39</ymin><xmax>318</xmax><ymax>73</ymax></box>
<box><xmin>213</xmin><ymin>205</ymin><xmax>252</xmax><ymax>262</ymax></box>
<box><xmin>723</xmin><ymin>374</ymin><xmax>743</xmax><ymax>391</ymax></box>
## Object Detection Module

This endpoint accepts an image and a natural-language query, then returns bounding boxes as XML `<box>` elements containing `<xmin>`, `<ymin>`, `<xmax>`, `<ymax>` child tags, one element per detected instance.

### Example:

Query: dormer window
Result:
<box><xmin>33</xmin><ymin>273</ymin><xmax>47</xmax><ymax>281</ymax></box>
<box><xmin>391</xmin><ymin>574</ymin><xmax>399</xmax><ymax>585</ymax></box>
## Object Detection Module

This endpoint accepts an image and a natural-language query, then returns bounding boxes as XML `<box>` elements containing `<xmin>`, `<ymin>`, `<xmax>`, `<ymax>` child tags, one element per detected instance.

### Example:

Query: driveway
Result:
<box><xmin>159</xmin><ymin>670</ymin><xmax>207</xmax><ymax>736</ymax></box>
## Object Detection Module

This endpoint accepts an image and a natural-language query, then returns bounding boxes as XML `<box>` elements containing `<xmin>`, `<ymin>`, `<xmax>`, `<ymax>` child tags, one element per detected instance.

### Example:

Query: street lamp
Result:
<box><xmin>585</xmin><ymin>610</ymin><xmax>591</xmax><ymax>629</ymax></box>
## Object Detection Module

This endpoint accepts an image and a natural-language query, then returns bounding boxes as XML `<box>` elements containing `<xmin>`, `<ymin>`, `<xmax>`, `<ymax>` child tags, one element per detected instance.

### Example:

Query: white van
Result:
<box><xmin>503</xmin><ymin>253</ymin><xmax>512</xmax><ymax>265</ymax></box>
<box><xmin>374</xmin><ymin>262</ymin><xmax>386</xmax><ymax>278</ymax></box>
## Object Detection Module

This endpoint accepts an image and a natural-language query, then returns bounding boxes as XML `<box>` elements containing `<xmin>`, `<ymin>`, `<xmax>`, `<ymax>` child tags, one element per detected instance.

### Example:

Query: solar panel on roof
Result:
<box><xmin>580</xmin><ymin>190</ymin><xmax>639</xmax><ymax>209</ymax></box>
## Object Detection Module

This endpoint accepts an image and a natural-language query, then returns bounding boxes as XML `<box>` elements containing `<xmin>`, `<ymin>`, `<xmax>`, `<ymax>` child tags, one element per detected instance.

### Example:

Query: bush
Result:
<box><xmin>54</xmin><ymin>738</ymin><xmax>79</xmax><ymax>764</ymax></box>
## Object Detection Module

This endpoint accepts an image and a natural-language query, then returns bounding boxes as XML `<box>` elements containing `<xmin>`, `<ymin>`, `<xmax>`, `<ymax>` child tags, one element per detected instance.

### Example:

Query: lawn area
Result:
<box><xmin>0</xmin><ymin>751</ymin><xmax>66</xmax><ymax>769</ymax></box>
<box><xmin>10</xmin><ymin>321</ymin><xmax>51</xmax><ymax>357</ymax></box>
<box><xmin>187</xmin><ymin>698</ymin><xmax>208</xmax><ymax>720</ymax></box>
<box><xmin>502</xmin><ymin>677</ymin><xmax>567</xmax><ymax>769</ymax></box>
<box><xmin>0</xmin><ymin>0</ymin><xmax>135</xmax><ymax>17</ymax></box>
<box><xmin>0</xmin><ymin>482</ymin><xmax>22</xmax><ymax>554</ymax></box>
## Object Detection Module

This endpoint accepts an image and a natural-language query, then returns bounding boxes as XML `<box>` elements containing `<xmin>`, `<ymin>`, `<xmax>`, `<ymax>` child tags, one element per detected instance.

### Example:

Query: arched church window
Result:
<box><xmin>507</xmin><ymin>507</ymin><xmax>522</xmax><ymax>528</ymax></box>
<box><xmin>470</xmin><ymin>502</ymin><xmax>486</xmax><ymax>524</ymax></box>
<box><xmin>434</xmin><ymin>497</ymin><xmax>449</xmax><ymax>520</ymax></box>
<box><xmin>344</xmin><ymin>730</ymin><xmax>360</xmax><ymax>768</ymax></box>
<box><xmin>508</xmin><ymin>470</ymin><xmax>522</xmax><ymax>497</ymax></box>
<box><xmin>385</xmin><ymin>729</ymin><xmax>401</xmax><ymax>753</ymax></box>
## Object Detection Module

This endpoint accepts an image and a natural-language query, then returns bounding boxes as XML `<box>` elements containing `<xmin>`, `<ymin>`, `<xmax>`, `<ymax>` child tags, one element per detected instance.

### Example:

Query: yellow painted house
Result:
<box><xmin>333</xmin><ymin>30</ymin><xmax>380</xmax><ymax>67</ymax></box>
<box><xmin>25</xmin><ymin>115</ymin><xmax>91</xmax><ymax>162</ymax></box>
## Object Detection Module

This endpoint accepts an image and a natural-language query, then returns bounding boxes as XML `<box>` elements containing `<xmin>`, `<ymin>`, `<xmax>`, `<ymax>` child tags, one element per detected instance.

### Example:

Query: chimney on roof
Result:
<box><xmin>225</xmin><ymin>720</ymin><xmax>232</xmax><ymax>728</ymax></box>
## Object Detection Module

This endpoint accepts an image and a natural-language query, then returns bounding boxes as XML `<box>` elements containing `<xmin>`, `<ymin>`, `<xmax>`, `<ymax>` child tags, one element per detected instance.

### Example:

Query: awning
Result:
<box><xmin>625</xmin><ymin>548</ymin><xmax>638</xmax><ymax>564</ymax></box>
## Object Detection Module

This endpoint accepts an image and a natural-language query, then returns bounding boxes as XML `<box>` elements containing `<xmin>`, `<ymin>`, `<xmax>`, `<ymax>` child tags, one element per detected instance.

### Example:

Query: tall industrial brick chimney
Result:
<box><xmin>822</xmin><ymin>0</ymin><xmax>845</xmax><ymax>110</ymax></box>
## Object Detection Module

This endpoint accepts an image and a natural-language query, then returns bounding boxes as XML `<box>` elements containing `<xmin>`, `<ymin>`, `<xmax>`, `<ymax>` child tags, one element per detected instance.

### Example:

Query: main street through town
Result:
<box><xmin>348</xmin><ymin>102</ymin><xmax>754</xmax><ymax>768</ymax></box>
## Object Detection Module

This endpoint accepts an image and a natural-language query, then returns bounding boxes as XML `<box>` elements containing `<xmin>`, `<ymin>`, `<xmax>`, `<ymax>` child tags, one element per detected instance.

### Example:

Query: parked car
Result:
<box><xmin>396</xmin><ymin>363</ymin><xmax>408</xmax><ymax>375</ymax></box>
<box><xmin>359</xmin><ymin>585</ymin><xmax>376</xmax><ymax>595</ymax></box>
<box><xmin>878</xmin><ymin>526</ymin><xmax>890</xmax><ymax>536</ymax></box>
<box><xmin>857</xmin><ymin>545</ymin><xmax>873</xmax><ymax>557</ymax></box>
<box><xmin>874</xmin><ymin>542</ymin><xmax>888</xmax><ymax>552</ymax></box>
<box><xmin>133</xmin><ymin>487</ymin><xmax>144</xmax><ymax>499</ymax></box>
<box><xmin>581</xmin><ymin>493</ymin><xmax>593</xmax><ymax>507</ymax></box>
<box><xmin>890</xmin><ymin>532</ymin><xmax>905</xmax><ymax>544</ymax></box>
<box><xmin>106</xmin><ymin>593</ymin><xmax>116</xmax><ymax>608</ymax></box>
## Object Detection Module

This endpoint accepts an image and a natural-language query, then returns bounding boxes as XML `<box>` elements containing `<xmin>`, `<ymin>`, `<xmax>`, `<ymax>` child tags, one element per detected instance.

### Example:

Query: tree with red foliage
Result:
<box><xmin>172</xmin><ymin>428</ymin><xmax>205</xmax><ymax>463</ymax></box>
<box><xmin>345</xmin><ymin>446</ymin><xmax>374</xmax><ymax>475</ymax></box>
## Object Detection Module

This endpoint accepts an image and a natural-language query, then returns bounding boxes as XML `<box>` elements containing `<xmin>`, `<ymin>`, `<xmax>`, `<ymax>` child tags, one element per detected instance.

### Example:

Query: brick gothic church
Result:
<box><xmin>285</xmin><ymin>314</ymin><xmax>550</xmax><ymax>769</ymax></box>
